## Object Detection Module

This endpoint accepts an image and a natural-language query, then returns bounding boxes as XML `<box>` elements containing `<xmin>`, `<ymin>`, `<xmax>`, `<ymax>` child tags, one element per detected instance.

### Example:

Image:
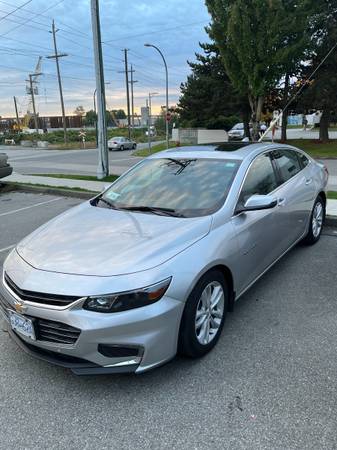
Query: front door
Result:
<box><xmin>231</xmin><ymin>152</ymin><xmax>282</xmax><ymax>293</ymax></box>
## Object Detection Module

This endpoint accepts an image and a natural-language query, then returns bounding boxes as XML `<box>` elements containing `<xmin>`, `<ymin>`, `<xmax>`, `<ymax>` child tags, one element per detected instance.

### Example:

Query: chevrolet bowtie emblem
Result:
<box><xmin>14</xmin><ymin>302</ymin><xmax>26</xmax><ymax>314</ymax></box>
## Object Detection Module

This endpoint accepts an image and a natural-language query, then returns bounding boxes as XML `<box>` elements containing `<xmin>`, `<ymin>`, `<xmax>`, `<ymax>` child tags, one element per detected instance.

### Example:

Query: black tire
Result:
<box><xmin>133</xmin><ymin>144</ymin><xmax>137</xmax><ymax>149</ymax></box>
<box><xmin>120</xmin><ymin>145</ymin><xmax>124</xmax><ymax>151</ymax></box>
<box><xmin>302</xmin><ymin>195</ymin><xmax>325</xmax><ymax>245</ymax></box>
<box><xmin>178</xmin><ymin>270</ymin><xmax>229</xmax><ymax>358</ymax></box>
<box><xmin>108</xmin><ymin>148</ymin><xmax>112</xmax><ymax>152</ymax></box>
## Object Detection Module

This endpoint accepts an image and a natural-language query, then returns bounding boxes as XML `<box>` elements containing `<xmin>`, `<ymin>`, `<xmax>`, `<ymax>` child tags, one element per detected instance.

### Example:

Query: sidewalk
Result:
<box><xmin>3</xmin><ymin>171</ymin><xmax>337</xmax><ymax>219</ymax></box>
<box><xmin>5</xmin><ymin>172</ymin><xmax>106</xmax><ymax>192</ymax></box>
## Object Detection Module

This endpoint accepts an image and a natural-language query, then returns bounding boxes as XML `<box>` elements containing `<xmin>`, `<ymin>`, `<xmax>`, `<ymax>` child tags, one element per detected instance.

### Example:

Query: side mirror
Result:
<box><xmin>238</xmin><ymin>194</ymin><xmax>277</xmax><ymax>214</ymax></box>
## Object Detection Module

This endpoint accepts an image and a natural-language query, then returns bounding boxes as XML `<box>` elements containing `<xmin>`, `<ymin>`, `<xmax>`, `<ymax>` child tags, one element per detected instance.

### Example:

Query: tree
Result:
<box><xmin>74</xmin><ymin>105</ymin><xmax>85</xmax><ymax>116</ymax></box>
<box><xmin>205</xmin><ymin>0</ymin><xmax>312</xmax><ymax>139</ymax></box>
<box><xmin>298</xmin><ymin>0</ymin><xmax>337</xmax><ymax>141</ymax></box>
<box><xmin>84</xmin><ymin>109</ymin><xmax>97</xmax><ymax>126</ymax></box>
<box><xmin>178</xmin><ymin>42</ymin><xmax>246</xmax><ymax>132</ymax></box>
<box><xmin>112</xmin><ymin>109</ymin><xmax>126</xmax><ymax>119</ymax></box>
<box><xmin>155</xmin><ymin>107</ymin><xmax>180</xmax><ymax>134</ymax></box>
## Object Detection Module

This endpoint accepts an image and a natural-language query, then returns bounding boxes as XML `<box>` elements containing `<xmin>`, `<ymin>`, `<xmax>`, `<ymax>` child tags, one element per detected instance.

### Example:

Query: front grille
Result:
<box><xmin>36</xmin><ymin>318</ymin><xmax>81</xmax><ymax>345</ymax></box>
<box><xmin>4</xmin><ymin>273</ymin><xmax>81</xmax><ymax>307</ymax></box>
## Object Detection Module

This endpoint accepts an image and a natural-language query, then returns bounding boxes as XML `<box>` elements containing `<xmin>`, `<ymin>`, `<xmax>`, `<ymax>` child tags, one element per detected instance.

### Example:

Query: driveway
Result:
<box><xmin>1</xmin><ymin>190</ymin><xmax>337</xmax><ymax>449</ymax></box>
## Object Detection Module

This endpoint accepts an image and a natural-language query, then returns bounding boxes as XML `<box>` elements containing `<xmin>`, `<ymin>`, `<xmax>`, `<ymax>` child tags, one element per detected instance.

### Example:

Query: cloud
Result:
<box><xmin>0</xmin><ymin>0</ymin><xmax>210</xmax><ymax>117</ymax></box>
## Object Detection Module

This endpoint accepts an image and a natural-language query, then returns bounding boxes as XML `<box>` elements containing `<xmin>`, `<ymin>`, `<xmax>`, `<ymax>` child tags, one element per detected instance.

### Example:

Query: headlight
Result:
<box><xmin>83</xmin><ymin>278</ymin><xmax>172</xmax><ymax>313</ymax></box>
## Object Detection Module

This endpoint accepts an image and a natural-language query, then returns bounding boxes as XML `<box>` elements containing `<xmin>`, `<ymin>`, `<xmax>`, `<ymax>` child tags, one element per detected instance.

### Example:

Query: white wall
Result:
<box><xmin>197</xmin><ymin>129</ymin><xmax>228</xmax><ymax>144</ymax></box>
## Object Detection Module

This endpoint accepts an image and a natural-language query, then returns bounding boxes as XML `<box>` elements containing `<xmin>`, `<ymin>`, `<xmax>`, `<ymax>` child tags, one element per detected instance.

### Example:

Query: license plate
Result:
<box><xmin>9</xmin><ymin>311</ymin><xmax>36</xmax><ymax>340</ymax></box>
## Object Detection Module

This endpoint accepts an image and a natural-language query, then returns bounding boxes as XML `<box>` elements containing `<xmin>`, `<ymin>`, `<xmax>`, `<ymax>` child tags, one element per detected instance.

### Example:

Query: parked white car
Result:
<box><xmin>108</xmin><ymin>137</ymin><xmax>137</xmax><ymax>151</ymax></box>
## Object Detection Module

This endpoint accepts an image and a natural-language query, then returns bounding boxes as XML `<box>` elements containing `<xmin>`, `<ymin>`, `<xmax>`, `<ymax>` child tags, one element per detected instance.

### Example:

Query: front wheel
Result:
<box><xmin>178</xmin><ymin>270</ymin><xmax>228</xmax><ymax>358</ymax></box>
<box><xmin>302</xmin><ymin>196</ymin><xmax>325</xmax><ymax>245</ymax></box>
<box><xmin>132</xmin><ymin>143</ymin><xmax>137</xmax><ymax>149</ymax></box>
<box><xmin>120</xmin><ymin>145</ymin><xmax>124</xmax><ymax>151</ymax></box>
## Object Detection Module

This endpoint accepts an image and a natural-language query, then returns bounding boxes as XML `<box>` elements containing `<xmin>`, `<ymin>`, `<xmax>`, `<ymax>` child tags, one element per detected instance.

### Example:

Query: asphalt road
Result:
<box><xmin>1</xmin><ymin>190</ymin><xmax>337</xmax><ymax>449</ymax></box>
<box><xmin>1</xmin><ymin>145</ymin><xmax>146</xmax><ymax>177</ymax></box>
<box><xmin>1</xmin><ymin>143</ymin><xmax>337</xmax><ymax>190</ymax></box>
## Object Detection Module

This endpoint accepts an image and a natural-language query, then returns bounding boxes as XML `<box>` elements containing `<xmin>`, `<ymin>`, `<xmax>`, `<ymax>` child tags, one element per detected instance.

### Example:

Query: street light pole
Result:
<box><xmin>144</xmin><ymin>43</ymin><xmax>169</xmax><ymax>149</ymax></box>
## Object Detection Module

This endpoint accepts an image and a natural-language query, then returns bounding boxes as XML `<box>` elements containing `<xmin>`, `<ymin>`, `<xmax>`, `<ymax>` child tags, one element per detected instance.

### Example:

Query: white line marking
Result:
<box><xmin>0</xmin><ymin>197</ymin><xmax>61</xmax><ymax>217</ymax></box>
<box><xmin>0</xmin><ymin>245</ymin><xmax>15</xmax><ymax>253</ymax></box>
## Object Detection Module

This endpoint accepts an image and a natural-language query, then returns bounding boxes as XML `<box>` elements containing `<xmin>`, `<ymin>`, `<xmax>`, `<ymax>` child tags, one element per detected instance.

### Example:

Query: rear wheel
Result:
<box><xmin>302</xmin><ymin>196</ymin><xmax>325</xmax><ymax>245</ymax></box>
<box><xmin>179</xmin><ymin>270</ymin><xmax>228</xmax><ymax>358</ymax></box>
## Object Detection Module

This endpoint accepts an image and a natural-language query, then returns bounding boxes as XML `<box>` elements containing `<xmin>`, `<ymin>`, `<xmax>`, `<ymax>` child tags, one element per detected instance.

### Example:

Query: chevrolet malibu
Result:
<box><xmin>0</xmin><ymin>143</ymin><xmax>328</xmax><ymax>375</ymax></box>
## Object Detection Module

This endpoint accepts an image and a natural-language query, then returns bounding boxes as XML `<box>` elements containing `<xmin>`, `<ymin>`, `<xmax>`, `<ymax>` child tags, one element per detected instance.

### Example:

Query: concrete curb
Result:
<box><xmin>0</xmin><ymin>182</ymin><xmax>96</xmax><ymax>200</ymax></box>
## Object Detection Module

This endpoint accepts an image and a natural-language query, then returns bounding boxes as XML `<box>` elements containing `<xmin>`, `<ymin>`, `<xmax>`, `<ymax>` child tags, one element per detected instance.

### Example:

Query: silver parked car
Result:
<box><xmin>108</xmin><ymin>136</ymin><xmax>137</xmax><ymax>151</ymax></box>
<box><xmin>0</xmin><ymin>143</ymin><xmax>328</xmax><ymax>374</ymax></box>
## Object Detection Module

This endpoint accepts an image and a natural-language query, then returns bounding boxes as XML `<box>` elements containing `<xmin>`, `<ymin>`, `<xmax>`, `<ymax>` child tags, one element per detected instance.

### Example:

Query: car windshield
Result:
<box><xmin>100</xmin><ymin>158</ymin><xmax>241</xmax><ymax>217</ymax></box>
<box><xmin>233</xmin><ymin>123</ymin><xmax>244</xmax><ymax>130</ymax></box>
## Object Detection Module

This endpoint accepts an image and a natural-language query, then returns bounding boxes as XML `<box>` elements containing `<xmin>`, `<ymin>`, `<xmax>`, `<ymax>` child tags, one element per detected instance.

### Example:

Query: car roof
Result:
<box><xmin>150</xmin><ymin>142</ymin><xmax>303</xmax><ymax>162</ymax></box>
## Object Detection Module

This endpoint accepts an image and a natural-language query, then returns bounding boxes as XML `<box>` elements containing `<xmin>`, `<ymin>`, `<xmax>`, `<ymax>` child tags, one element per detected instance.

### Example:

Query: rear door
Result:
<box><xmin>271</xmin><ymin>149</ymin><xmax>316</xmax><ymax>251</ymax></box>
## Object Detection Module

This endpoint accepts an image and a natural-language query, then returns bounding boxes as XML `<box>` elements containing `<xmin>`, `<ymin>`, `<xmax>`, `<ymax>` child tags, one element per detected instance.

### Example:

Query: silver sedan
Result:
<box><xmin>108</xmin><ymin>136</ymin><xmax>137</xmax><ymax>151</ymax></box>
<box><xmin>0</xmin><ymin>143</ymin><xmax>328</xmax><ymax>374</ymax></box>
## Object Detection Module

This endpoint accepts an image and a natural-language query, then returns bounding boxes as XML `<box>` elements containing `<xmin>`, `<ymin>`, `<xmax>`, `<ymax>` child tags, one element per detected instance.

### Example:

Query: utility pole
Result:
<box><xmin>47</xmin><ymin>20</ymin><xmax>68</xmax><ymax>143</ymax></box>
<box><xmin>146</xmin><ymin>98</ymin><xmax>151</xmax><ymax>154</ymax></box>
<box><xmin>147</xmin><ymin>92</ymin><xmax>159</xmax><ymax>154</ymax></box>
<box><xmin>28</xmin><ymin>73</ymin><xmax>41</xmax><ymax>133</ymax></box>
<box><xmin>91</xmin><ymin>0</ymin><xmax>109</xmax><ymax>179</ymax></box>
<box><xmin>13</xmin><ymin>96</ymin><xmax>20</xmax><ymax>130</ymax></box>
<box><xmin>123</xmin><ymin>49</ymin><xmax>131</xmax><ymax>139</ymax></box>
<box><xmin>129</xmin><ymin>65</ymin><xmax>138</xmax><ymax>132</ymax></box>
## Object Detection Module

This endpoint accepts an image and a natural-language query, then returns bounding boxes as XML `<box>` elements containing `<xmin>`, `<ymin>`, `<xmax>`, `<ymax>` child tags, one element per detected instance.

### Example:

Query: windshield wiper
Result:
<box><xmin>95</xmin><ymin>197</ymin><xmax>119</xmax><ymax>209</ymax></box>
<box><xmin>119</xmin><ymin>205</ymin><xmax>184</xmax><ymax>217</ymax></box>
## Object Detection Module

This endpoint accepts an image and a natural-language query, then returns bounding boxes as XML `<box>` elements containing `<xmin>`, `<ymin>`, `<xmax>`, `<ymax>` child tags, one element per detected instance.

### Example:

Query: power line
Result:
<box><xmin>0</xmin><ymin>0</ymin><xmax>32</xmax><ymax>23</ymax></box>
<box><xmin>104</xmin><ymin>20</ymin><xmax>206</xmax><ymax>43</ymax></box>
<box><xmin>0</xmin><ymin>0</ymin><xmax>65</xmax><ymax>37</ymax></box>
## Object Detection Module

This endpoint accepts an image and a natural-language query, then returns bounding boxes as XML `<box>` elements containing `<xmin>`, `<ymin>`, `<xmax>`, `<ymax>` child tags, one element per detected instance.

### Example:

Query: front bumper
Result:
<box><xmin>0</xmin><ymin>273</ymin><xmax>184</xmax><ymax>375</ymax></box>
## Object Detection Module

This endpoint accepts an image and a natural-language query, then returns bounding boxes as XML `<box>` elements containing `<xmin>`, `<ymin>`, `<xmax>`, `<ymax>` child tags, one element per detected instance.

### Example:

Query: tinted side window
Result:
<box><xmin>273</xmin><ymin>150</ymin><xmax>301</xmax><ymax>183</ymax></box>
<box><xmin>239</xmin><ymin>154</ymin><xmax>278</xmax><ymax>204</ymax></box>
<box><xmin>298</xmin><ymin>152</ymin><xmax>309</xmax><ymax>168</ymax></box>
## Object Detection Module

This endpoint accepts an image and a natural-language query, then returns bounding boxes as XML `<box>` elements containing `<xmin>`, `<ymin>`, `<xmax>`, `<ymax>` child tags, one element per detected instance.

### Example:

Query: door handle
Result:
<box><xmin>305</xmin><ymin>178</ymin><xmax>313</xmax><ymax>185</ymax></box>
<box><xmin>278</xmin><ymin>197</ymin><xmax>286</xmax><ymax>206</ymax></box>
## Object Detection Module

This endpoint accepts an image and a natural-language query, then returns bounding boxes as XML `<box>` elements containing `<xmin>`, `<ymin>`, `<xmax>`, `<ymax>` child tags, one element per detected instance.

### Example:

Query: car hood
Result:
<box><xmin>16</xmin><ymin>202</ymin><xmax>212</xmax><ymax>277</ymax></box>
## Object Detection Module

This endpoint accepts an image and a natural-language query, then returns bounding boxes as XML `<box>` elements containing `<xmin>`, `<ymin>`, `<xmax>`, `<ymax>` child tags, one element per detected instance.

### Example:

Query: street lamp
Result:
<box><xmin>144</xmin><ymin>43</ymin><xmax>169</xmax><ymax>149</ymax></box>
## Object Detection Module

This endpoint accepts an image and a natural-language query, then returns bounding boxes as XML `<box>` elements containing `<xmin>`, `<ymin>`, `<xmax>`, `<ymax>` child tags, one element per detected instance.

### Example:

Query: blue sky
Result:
<box><xmin>0</xmin><ymin>0</ymin><xmax>210</xmax><ymax>117</ymax></box>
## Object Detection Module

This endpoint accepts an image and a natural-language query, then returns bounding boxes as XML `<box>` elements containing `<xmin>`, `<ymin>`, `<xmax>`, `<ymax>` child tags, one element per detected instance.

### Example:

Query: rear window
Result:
<box><xmin>272</xmin><ymin>150</ymin><xmax>301</xmax><ymax>183</ymax></box>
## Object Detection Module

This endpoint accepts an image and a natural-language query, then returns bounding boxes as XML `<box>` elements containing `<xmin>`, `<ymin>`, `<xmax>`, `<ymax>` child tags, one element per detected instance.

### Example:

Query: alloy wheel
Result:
<box><xmin>312</xmin><ymin>202</ymin><xmax>323</xmax><ymax>238</ymax></box>
<box><xmin>195</xmin><ymin>281</ymin><xmax>225</xmax><ymax>345</ymax></box>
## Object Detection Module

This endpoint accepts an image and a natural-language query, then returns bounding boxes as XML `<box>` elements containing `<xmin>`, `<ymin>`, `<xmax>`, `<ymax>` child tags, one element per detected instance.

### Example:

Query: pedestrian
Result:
<box><xmin>303</xmin><ymin>115</ymin><xmax>308</xmax><ymax>131</ymax></box>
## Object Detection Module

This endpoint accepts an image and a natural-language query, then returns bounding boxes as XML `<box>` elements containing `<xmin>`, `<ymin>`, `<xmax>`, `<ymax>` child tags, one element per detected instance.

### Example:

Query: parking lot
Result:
<box><xmin>1</xmin><ymin>189</ymin><xmax>337</xmax><ymax>450</ymax></box>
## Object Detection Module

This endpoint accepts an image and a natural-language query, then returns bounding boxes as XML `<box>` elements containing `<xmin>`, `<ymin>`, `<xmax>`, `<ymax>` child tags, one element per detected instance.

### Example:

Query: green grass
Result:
<box><xmin>327</xmin><ymin>191</ymin><xmax>337</xmax><ymax>200</ymax></box>
<box><xmin>281</xmin><ymin>139</ymin><xmax>337</xmax><ymax>158</ymax></box>
<box><xmin>32</xmin><ymin>174</ymin><xmax>119</xmax><ymax>183</ymax></box>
